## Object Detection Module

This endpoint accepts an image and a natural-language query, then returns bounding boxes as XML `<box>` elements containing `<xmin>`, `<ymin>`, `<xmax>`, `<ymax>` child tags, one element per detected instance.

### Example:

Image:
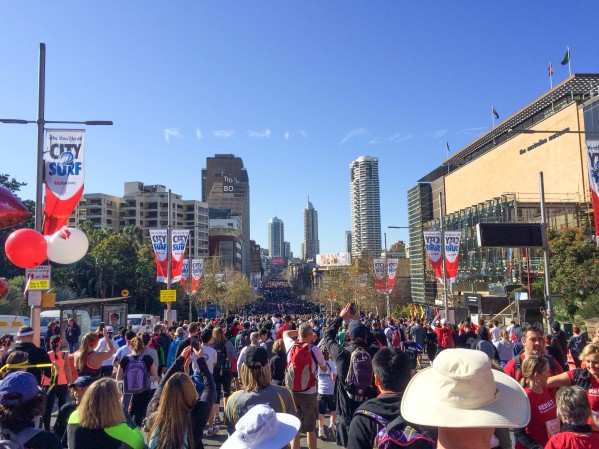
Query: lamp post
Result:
<box><xmin>0</xmin><ymin>43</ymin><xmax>112</xmax><ymax>345</ymax></box>
<box><xmin>385</xmin><ymin>226</ymin><xmax>409</xmax><ymax>318</ymax></box>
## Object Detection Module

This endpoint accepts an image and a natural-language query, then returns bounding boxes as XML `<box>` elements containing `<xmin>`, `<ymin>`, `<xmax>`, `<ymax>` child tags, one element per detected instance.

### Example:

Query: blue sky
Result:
<box><xmin>1</xmin><ymin>2</ymin><xmax>598</xmax><ymax>257</ymax></box>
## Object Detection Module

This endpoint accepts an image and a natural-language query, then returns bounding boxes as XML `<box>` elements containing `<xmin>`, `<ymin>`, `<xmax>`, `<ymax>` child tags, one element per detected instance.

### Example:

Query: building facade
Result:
<box><xmin>68</xmin><ymin>181</ymin><xmax>209</xmax><ymax>258</ymax></box>
<box><xmin>302</xmin><ymin>200</ymin><xmax>319</xmax><ymax>260</ymax></box>
<box><xmin>268</xmin><ymin>217</ymin><xmax>284</xmax><ymax>258</ymax></box>
<box><xmin>408</xmin><ymin>74</ymin><xmax>599</xmax><ymax>304</ymax></box>
<box><xmin>202</xmin><ymin>154</ymin><xmax>250</xmax><ymax>275</ymax></box>
<box><xmin>350</xmin><ymin>156</ymin><xmax>382</xmax><ymax>257</ymax></box>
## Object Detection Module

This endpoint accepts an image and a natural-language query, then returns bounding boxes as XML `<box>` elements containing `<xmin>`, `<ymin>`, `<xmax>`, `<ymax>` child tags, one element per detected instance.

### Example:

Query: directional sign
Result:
<box><xmin>25</xmin><ymin>265</ymin><xmax>51</xmax><ymax>290</ymax></box>
<box><xmin>160</xmin><ymin>290</ymin><xmax>177</xmax><ymax>303</ymax></box>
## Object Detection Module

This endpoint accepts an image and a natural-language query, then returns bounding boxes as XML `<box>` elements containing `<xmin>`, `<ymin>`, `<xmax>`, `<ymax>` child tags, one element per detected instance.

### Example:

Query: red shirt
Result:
<box><xmin>545</xmin><ymin>431</ymin><xmax>599</xmax><ymax>449</ymax></box>
<box><xmin>516</xmin><ymin>387</ymin><xmax>558</xmax><ymax>449</ymax></box>
<box><xmin>276</xmin><ymin>322</ymin><xmax>290</xmax><ymax>340</ymax></box>
<box><xmin>504</xmin><ymin>353</ymin><xmax>564</xmax><ymax>381</ymax></box>
<box><xmin>435</xmin><ymin>326</ymin><xmax>453</xmax><ymax>348</ymax></box>
<box><xmin>567</xmin><ymin>369</ymin><xmax>599</xmax><ymax>429</ymax></box>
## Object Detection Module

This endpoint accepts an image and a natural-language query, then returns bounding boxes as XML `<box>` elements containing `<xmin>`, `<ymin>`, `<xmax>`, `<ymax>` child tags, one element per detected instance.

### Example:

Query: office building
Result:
<box><xmin>345</xmin><ymin>230</ymin><xmax>352</xmax><ymax>254</ymax></box>
<box><xmin>202</xmin><ymin>154</ymin><xmax>250</xmax><ymax>275</ymax></box>
<box><xmin>350</xmin><ymin>156</ymin><xmax>382</xmax><ymax>257</ymax></box>
<box><xmin>409</xmin><ymin>74</ymin><xmax>599</xmax><ymax>304</ymax></box>
<box><xmin>302</xmin><ymin>200</ymin><xmax>320</xmax><ymax>260</ymax></box>
<box><xmin>68</xmin><ymin>181</ymin><xmax>209</xmax><ymax>258</ymax></box>
<box><xmin>268</xmin><ymin>217</ymin><xmax>285</xmax><ymax>258</ymax></box>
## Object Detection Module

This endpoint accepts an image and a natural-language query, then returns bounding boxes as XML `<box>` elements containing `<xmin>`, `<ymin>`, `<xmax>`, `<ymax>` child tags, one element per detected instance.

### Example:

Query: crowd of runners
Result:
<box><xmin>0</xmin><ymin>300</ymin><xmax>597</xmax><ymax>448</ymax></box>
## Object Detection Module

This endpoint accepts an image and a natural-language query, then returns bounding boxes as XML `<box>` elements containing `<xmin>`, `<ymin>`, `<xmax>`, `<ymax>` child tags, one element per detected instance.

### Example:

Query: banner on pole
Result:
<box><xmin>586</xmin><ymin>140</ymin><xmax>599</xmax><ymax>245</ymax></box>
<box><xmin>43</xmin><ymin>129</ymin><xmax>85</xmax><ymax>235</ymax></box>
<box><xmin>150</xmin><ymin>230</ymin><xmax>169</xmax><ymax>282</ymax></box>
<box><xmin>423</xmin><ymin>230</ymin><xmax>444</xmax><ymax>284</ymax></box>
<box><xmin>444</xmin><ymin>231</ymin><xmax>461</xmax><ymax>284</ymax></box>
<box><xmin>191</xmin><ymin>258</ymin><xmax>203</xmax><ymax>292</ymax></box>
<box><xmin>373</xmin><ymin>258</ymin><xmax>386</xmax><ymax>291</ymax></box>
<box><xmin>181</xmin><ymin>259</ymin><xmax>190</xmax><ymax>291</ymax></box>
<box><xmin>170</xmin><ymin>230</ymin><xmax>189</xmax><ymax>283</ymax></box>
<box><xmin>387</xmin><ymin>258</ymin><xmax>399</xmax><ymax>292</ymax></box>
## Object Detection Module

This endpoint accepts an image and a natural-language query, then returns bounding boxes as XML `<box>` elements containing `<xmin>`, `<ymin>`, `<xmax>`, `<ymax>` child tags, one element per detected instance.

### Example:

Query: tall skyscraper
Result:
<box><xmin>350</xmin><ymin>156</ymin><xmax>381</xmax><ymax>257</ymax></box>
<box><xmin>345</xmin><ymin>230</ymin><xmax>352</xmax><ymax>254</ymax></box>
<box><xmin>268</xmin><ymin>217</ymin><xmax>285</xmax><ymax>258</ymax></box>
<box><xmin>302</xmin><ymin>200</ymin><xmax>319</xmax><ymax>260</ymax></box>
<box><xmin>202</xmin><ymin>154</ymin><xmax>250</xmax><ymax>275</ymax></box>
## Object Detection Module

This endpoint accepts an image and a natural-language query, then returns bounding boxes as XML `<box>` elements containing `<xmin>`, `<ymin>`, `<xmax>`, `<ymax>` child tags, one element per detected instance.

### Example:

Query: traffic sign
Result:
<box><xmin>160</xmin><ymin>290</ymin><xmax>177</xmax><ymax>303</ymax></box>
<box><xmin>25</xmin><ymin>265</ymin><xmax>51</xmax><ymax>291</ymax></box>
<box><xmin>121</xmin><ymin>289</ymin><xmax>129</xmax><ymax>297</ymax></box>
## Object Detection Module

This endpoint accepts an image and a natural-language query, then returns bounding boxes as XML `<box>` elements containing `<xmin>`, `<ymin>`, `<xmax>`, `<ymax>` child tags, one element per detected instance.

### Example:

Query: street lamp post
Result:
<box><xmin>0</xmin><ymin>43</ymin><xmax>112</xmax><ymax>346</ymax></box>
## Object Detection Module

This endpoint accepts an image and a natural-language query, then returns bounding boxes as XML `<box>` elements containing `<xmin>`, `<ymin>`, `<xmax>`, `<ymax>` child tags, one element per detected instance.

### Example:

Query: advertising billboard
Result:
<box><xmin>316</xmin><ymin>253</ymin><xmax>351</xmax><ymax>266</ymax></box>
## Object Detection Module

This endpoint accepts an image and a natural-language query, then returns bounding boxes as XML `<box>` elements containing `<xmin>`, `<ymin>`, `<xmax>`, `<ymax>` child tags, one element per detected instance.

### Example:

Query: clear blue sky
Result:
<box><xmin>1</xmin><ymin>2</ymin><xmax>598</xmax><ymax>257</ymax></box>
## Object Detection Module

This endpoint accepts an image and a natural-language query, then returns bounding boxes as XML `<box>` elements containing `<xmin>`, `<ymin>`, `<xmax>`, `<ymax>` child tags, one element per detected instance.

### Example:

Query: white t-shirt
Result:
<box><xmin>283</xmin><ymin>336</ymin><xmax>326</xmax><ymax>395</ymax></box>
<box><xmin>490</xmin><ymin>327</ymin><xmax>502</xmax><ymax>344</ymax></box>
<box><xmin>199</xmin><ymin>345</ymin><xmax>217</xmax><ymax>374</ymax></box>
<box><xmin>318</xmin><ymin>360</ymin><xmax>336</xmax><ymax>395</ymax></box>
<box><xmin>114</xmin><ymin>344</ymin><xmax>132</xmax><ymax>364</ymax></box>
<box><xmin>95</xmin><ymin>337</ymin><xmax>117</xmax><ymax>367</ymax></box>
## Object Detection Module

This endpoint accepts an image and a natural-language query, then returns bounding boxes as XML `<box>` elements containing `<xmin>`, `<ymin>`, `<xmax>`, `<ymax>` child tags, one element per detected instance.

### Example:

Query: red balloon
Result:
<box><xmin>0</xmin><ymin>279</ymin><xmax>7</xmax><ymax>300</ymax></box>
<box><xmin>0</xmin><ymin>186</ymin><xmax>30</xmax><ymax>231</ymax></box>
<box><xmin>4</xmin><ymin>228</ymin><xmax>47</xmax><ymax>269</ymax></box>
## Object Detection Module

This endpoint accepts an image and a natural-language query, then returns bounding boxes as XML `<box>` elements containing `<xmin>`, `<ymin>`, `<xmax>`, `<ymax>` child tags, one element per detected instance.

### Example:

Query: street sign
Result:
<box><xmin>25</xmin><ymin>265</ymin><xmax>51</xmax><ymax>290</ymax></box>
<box><xmin>160</xmin><ymin>290</ymin><xmax>177</xmax><ymax>303</ymax></box>
<box><xmin>121</xmin><ymin>289</ymin><xmax>129</xmax><ymax>297</ymax></box>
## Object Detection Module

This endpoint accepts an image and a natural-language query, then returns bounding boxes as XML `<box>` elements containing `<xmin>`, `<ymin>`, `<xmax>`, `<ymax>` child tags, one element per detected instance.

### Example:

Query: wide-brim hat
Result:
<box><xmin>401</xmin><ymin>348</ymin><xmax>530</xmax><ymax>428</ymax></box>
<box><xmin>222</xmin><ymin>404</ymin><xmax>300</xmax><ymax>449</ymax></box>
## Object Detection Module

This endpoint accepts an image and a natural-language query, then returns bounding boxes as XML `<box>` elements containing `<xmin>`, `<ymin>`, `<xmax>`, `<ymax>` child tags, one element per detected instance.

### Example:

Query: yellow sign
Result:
<box><xmin>29</xmin><ymin>280</ymin><xmax>50</xmax><ymax>290</ymax></box>
<box><xmin>160</xmin><ymin>290</ymin><xmax>177</xmax><ymax>303</ymax></box>
<box><xmin>121</xmin><ymin>289</ymin><xmax>129</xmax><ymax>297</ymax></box>
<box><xmin>41</xmin><ymin>293</ymin><xmax>56</xmax><ymax>308</ymax></box>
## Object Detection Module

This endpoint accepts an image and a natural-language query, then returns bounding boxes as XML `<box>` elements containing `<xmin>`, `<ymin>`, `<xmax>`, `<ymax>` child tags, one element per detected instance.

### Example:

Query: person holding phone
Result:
<box><xmin>74</xmin><ymin>329</ymin><xmax>115</xmax><ymax>380</ymax></box>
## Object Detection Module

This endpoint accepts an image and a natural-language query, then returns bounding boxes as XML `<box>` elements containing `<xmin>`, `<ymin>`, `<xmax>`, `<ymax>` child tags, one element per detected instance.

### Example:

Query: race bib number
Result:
<box><xmin>545</xmin><ymin>417</ymin><xmax>560</xmax><ymax>438</ymax></box>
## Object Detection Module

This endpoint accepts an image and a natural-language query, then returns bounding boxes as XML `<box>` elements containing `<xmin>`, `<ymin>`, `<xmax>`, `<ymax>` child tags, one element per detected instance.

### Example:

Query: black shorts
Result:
<box><xmin>317</xmin><ymin>393</ymin><xmax>336</xmax><ymax>414</ymax></box>
<box><xmin>213</xmin><ymin>369</ymin><xmax>232</xmax><ymax>401</ymax></box>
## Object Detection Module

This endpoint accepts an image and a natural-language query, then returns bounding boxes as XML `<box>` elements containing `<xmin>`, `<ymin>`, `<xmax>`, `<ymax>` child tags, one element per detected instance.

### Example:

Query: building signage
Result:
<box><xmin>518</xmin><ymin>127</ymin><xmax>569</xmax><ymax>156</ymax></box>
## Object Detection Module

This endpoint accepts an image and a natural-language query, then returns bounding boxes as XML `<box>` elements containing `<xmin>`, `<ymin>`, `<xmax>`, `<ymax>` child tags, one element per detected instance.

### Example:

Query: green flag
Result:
<box><xmin>561</xmin><ymin>48</ymin><xmax>570</xmax><ymax>66</ymax></box>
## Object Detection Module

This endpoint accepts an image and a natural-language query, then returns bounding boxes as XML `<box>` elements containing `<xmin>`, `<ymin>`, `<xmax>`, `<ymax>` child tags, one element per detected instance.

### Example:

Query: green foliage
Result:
<box><xmin>0</xmin><ymin>276</ymin><xmax>27</xmax><ymax>315</ymax></box>
<box><xmin>577</xmin><ymin>293</ymin><xmax>599</xmax><ymax>320</ymax></box>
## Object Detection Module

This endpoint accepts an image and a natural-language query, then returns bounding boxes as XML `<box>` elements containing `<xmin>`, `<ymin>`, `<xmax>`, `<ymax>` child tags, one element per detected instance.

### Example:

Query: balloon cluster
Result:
<box><xmin>4</xmin><ymin>227</ymin><xmax>89</xmax><ymax>268</ymax></box>
<box><xmin>1</xmin><ymin>186</ymin><xmax>90</xmax><ymax>269</ymax></box>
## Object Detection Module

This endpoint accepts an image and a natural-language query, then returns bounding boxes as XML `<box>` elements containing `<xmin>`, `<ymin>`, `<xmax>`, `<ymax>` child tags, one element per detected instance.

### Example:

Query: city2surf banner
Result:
<box><xmin>171</xmin><ymin>230</ymin><xmax>190</xmax><ymax>283</ymax></box>
<box><xmin>423</xmin><ymin>230</ymin><xmax>444</xmax><ymax>284</ymax></box>
<box><xmin>587</xmin><ymin>140</ymin><xmax>599</xmax><ymax>245</ymax></box>
<box><xmin>373</xmin><ymin>258</ymin><xmax>386</xmax><ymax>291</ymax></box>
<box><xmin>191</xmin><ymin>258</ymin><xmax>203</xmax><ymax>292</ymax></box>
<box><xmin>181</xmin><ymin>259</ymin><xmax>190</xmax><ymax>291</ymax></box>
<box><xmin>43</xmin><ymin>129</ymin><xmax>85</xmax><ymax>235</ymax></box>
<box><xmin>150</xmin><ymin>230</ymin><xmax>169</xmax><ymax>282</ymax></box>
<box><xmin>387</xmin><ymin>258</ymin><xmax>399</xmax><ymax>292</ymax></box>
<box><xmin>444</xmin><ymin>231</ymin><xmax>462</xmax><ymax>284</ymax></box>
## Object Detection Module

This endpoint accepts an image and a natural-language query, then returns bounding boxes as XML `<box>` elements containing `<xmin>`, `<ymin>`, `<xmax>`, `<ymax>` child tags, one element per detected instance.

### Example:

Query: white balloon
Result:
<box><xmin>47</xmin><ymin>227</ymin><xmax>89</xmax><ymax>264</ymax></box>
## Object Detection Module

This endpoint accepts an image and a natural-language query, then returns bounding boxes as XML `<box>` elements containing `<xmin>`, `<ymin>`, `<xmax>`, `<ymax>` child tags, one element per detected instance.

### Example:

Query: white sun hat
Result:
<box><xmin>401</xmin><ymin>348</ymin><xmax>530</xmax><ymax>428</ymax></box>
<box><xmin>222</xmin><ymin>404</ymin><xmax>300</xmax><ymax>449</ymax></box>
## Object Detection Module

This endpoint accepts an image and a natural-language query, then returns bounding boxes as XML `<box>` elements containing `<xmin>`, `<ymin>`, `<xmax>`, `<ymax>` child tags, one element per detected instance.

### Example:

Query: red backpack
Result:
<box><xmin>285</xmin><ymin>342</ymin><xmax>318</xmax><ymax>392</ymax></box>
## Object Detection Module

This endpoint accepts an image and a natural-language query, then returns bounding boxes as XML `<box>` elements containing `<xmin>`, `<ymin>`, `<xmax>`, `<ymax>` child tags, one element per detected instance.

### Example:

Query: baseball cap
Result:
<box><xmin>0</xmin><ymin>372</ymin><xmax>42</xmax><ymax>405</ymax></box>
<box><xmin>106</xmin><ymin>326</ymin><xmax>114</xmax><ymax>333</ymax></box>
<box><xmin>440</xmin><ymin>318</ymin><xmax>448</xmax><ymax>325</ymax></box>
<box><xmin>69</xmin><ymin>376</ymin><xmax>95</xmax><ymax>388</ymax></box>
<box><xmin>244</xmin><ymin>346</ymin><xmax>268</xmax><ymax>369</ymax></box>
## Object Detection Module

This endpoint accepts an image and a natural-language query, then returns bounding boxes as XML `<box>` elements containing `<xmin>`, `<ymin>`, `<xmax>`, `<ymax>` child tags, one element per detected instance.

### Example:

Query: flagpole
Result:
<box><xmin>549</xmin><ymin>61</ymin><xmax>553</xmax><ymax>89</ymax></box>
<box><xmin>567</xmin><ymin>46</ymin><xmax>572</xmax><ymax>77</ymax></box>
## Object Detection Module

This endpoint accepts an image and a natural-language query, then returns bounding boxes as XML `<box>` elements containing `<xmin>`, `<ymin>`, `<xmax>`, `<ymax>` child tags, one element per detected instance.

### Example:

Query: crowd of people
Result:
<box><xmin>0</xmin><ymin>304</ymin><xmax>596</xmax><ymax>448</ymax></box>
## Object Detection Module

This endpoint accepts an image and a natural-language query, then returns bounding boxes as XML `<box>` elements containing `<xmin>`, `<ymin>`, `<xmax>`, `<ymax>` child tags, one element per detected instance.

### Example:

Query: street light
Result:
<box><xmin>0</xmin><ymin>43</ymin><xmax>112</xmax><ymax>345</ymax></box>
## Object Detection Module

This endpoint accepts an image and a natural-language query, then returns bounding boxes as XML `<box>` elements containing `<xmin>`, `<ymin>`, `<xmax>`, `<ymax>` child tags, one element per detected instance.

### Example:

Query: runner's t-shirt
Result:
<box><xmin>516</xmin><ymin>387</ymin><xmax>558</xmax><ymax>449</ymax></box>
<box><xmin>317</xmin><ymin>360</ymin><xmax>336</xmax><ymax>395</ymax></box>
<box><xmin>567</xmin><ymin>369</ymin><xmax>599</xmax><ymax>428</ymax></box>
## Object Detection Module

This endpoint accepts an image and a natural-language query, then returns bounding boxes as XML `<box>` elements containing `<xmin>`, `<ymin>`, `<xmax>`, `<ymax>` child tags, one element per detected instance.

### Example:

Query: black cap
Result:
<box><xmin>244</xmin><ymin>346</ymin><xmax>268</xmax><ymax>369</ymax></box>
<box><xmin>349</xmin><ymin>320</ymin><xmax>367</xmax><ymax>339</ymax></box>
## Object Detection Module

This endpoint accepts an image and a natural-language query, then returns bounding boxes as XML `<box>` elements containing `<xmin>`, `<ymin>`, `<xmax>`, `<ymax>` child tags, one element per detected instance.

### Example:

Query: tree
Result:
<box><xmin>536</xmin><ymin>228</ymin><xmax>599</xmax><ymax>320</ymax></box>
<box><xmin>222</xmin><ymin>270</ymin><xmax>255</xmax><ymax>313</ymax></box>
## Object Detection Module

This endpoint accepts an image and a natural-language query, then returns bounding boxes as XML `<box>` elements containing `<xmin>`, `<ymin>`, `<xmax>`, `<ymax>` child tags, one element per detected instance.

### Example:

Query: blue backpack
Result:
<box><xmin>124</xmin><ymin>355</ymin><xmax>151</xmax><ymax>394</ymax></box>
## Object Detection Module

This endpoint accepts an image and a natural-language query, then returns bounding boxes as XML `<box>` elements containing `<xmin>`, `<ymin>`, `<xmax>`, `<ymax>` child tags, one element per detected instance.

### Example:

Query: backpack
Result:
<box><xmin>236</xmin><ymin>330</ymin><xmax>251</xmax><ymax>352</ymax></box>
<box><xmin>354</xmin><ymin>410</ymin><xmax>436</xmax><ymax>449</ymax></box>
<box><xmin>214</xmin><ymin>344</ymin><xmax>231</xmax><ymax>374</ymax></box>
<box><xmin>149</xmin><ymin>335</ymin><xmax>166</xmax><ymax>367</ymax></box>
<box><xmin>285</xmin><ymin>342</ymin><xmax>318</xmax><ymax>392</ymax></box>
<box><xmin>573</xmin><ymin>368</ymin><xmax>592</xmax><ymax>391</ymax></box>
<box><xmin>345</xmin><ymin>346</ymin><xmax>374</xmax><ymax>402</ymax></box>
<box><xmin>0</xmin><ymin>426</ymin><xmax>44</xmax><ymax>449</ymax></box>
<box><xmin>391</xmin><ymin>329</ymin><xmax>402</xmax><ymax>348</ymax></box>
<box><xmin>124</xmin><ymin>354</ymin><xmax>151</xmax><ymax>394</ymax></box>
<box><xmin>514</xmin><ymin>352</ymin><xmax>558</xmax><ymax>381</ymax></box>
